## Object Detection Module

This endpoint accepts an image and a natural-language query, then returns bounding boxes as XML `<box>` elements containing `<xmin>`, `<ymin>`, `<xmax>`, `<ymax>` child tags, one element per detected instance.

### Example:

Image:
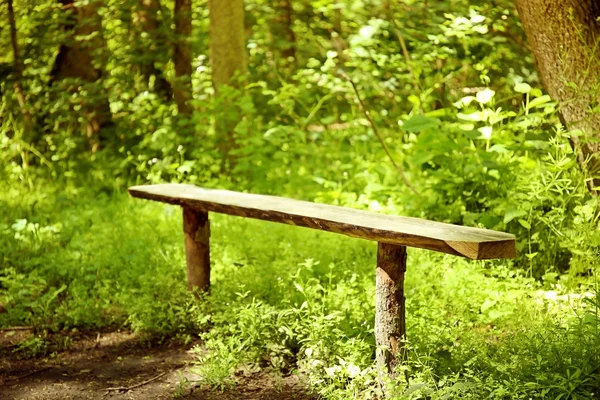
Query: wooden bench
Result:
<box><xmin>128</xmin><ymin>183</ymin><xmax>516</xmax><ymax>379</ymax></box>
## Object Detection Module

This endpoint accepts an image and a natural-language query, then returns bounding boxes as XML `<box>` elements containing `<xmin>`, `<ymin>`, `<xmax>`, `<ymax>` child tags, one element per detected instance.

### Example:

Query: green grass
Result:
<box><xmin>1</xmin><ymin>178</ymin><xmax>599</xmax><ymax>399</ymax></box>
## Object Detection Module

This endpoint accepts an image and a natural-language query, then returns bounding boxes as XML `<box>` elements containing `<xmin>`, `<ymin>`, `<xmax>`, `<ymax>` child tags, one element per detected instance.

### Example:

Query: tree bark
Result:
<box><xmin>208</xmin><ymin>0</ymin><xmax>247</xmax><ymax>161</ymax></box>
<box><xmin>173</xmin><ymin>0</ymin><xmax>193</xmax><ymax>116</ymax></box>
<box><xmin>7</xmin><ymin>0</ymin><xmax>33</xmax><ymax>137</ymax></box>
<box><xmin>516</xmin><ymin>0</ymin><xmax>600</xmax><ymax>192</ymax></box>
<box><xmin>135</xmin><ymin>0</ymin><xmax>173</xmax><ymax>100</ymax></box>
<box><xmin>375</xmin><ymin>243</ymin><xmax>407</xmax><ymax>384</ymax></box>
<box><xmin>208</xmin><ymin>0</ymin><xmax>247</xmax><ymax>92</ymax></box>
<box><xmin>50</xmin><ymin>0</ymin><xmax>111</xmax><ymax>148</ymax></box>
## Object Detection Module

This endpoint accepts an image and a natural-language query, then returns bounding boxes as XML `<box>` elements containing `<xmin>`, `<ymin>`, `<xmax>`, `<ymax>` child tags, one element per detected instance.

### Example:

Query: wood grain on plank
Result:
<box><xmin>128</xmin><ymin>184</ymin><xmax>516</xmax><ymax>260</ymax></box>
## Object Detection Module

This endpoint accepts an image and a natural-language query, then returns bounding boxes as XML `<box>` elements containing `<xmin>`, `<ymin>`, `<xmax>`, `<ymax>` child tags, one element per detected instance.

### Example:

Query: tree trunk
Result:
<box><xmin>330</xmin><ymin>0</ymin><xmax>347</xmax><ymax>65</ymax></box>
<box><xmin>135</xmin><ymin>0</ymin><xmax>173</xmax><ymax>100</ymax></box>
<box><xmin>173</xmin><ymin>0</ymin><xmax>193</xmax><ymax>116</ymax></box>
<box><xmin>516</xmin><ymin>0</ymin><xmax>600</xmax><ymax>192</ymax></box>
<box><xmin>7</xmin><ymin>0</ymin><xmax>33</xmax><ymax>138</ymax></box>
<box><xmin>276</xmin><ymin>0</ymin><xmax>296</xmax><ymax>68</ymax></box>
<box><xmin>50</xmin><ymin>0</ymin><xmax>111</xmax><ymax>149</ymax></box>
<box><xmin>209</xmin><ymin>0</ymin><xmax>247</xmax><ymax>92</ymax></box>
<box><xmin>208</xmin><ymin>0</ymin><xmax>247</xmax><ymax>160</ymax></box>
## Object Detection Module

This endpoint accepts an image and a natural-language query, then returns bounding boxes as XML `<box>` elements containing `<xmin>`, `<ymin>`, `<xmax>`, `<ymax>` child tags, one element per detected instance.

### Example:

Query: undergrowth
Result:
<box><xmin>1</xmin><ymin>179</ymin><xmax>600</xmax><ymax>398</ymax></box>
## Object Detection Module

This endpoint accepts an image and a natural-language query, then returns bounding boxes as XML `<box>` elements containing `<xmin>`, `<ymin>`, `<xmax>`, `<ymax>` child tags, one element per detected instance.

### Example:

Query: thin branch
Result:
<box><xmin>17</xmin><ymin>140</ymin><xmax>53</xmax><ymax>169</ymax></box>
<box><xmin>7</xmin><ymin>0</ymin><xmax>32</xmax><ymax>136</ymax></box>
<box><xmin>6</xmin><ymin>367</ymin><xmax>50</xmax><ymax>383</ymax></box>
<box><xmin>339</xmin><ymin>70</ymin><xmax>420</xmax><ymax>195</ymax></box>
<box><xmin>0</xmin><ymin>326</ymin><xmax>34</xmax><ymax>332</ymax></box>
<box><xmin>105</xmin><ymin>371</ymin><xmax>167</xmax><ymax>392</ymax></box>
<box><xmin>389</xmin><ymin>13</ymin><xmax>421</xmax><ymax>93</ymax></box>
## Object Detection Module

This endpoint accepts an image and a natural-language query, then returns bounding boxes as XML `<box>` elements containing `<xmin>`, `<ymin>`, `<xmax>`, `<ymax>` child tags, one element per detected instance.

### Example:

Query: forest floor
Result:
<box><xmin>0</xmin><ymin>329</ymin><xmax>316</xmax><ymax>400</ymax></box>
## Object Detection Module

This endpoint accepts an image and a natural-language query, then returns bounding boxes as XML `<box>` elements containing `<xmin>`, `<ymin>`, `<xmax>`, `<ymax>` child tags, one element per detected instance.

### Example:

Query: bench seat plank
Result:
<box><xmin>128</xmin><ymin>184</ymin><xmax>516</xmax><ymax>260</ymax></box>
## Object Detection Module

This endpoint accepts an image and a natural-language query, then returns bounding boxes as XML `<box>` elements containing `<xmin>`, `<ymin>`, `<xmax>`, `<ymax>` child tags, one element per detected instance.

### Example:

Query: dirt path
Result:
<box><xmin>0</xmin><ymin>329</ymin><xmax>316</xmax><ymax>400</ymax></box>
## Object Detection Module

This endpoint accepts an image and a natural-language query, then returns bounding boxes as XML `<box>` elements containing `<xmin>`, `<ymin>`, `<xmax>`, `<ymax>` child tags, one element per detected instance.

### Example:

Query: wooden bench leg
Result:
<box><xmin>375</xmin><ymin>242</ymin><xmax>407</xmax><ymax>384</ymax></box>
<box><xmin>182</xmin><ymin>207</ymin><xmax>211</xmax><ymax>295</ymax></box>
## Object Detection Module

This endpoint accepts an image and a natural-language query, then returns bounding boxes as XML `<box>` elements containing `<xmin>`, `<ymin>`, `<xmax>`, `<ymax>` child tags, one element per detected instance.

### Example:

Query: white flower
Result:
<box><xmin>476</xmin><ymin>88</ymin><xmax>495</xmax><ymax>104</ymax></box>
<box><xmin>470</xmin><ymin>14</ymin><xmax>486</xmax><ymax>24</ymax></box>
<box><xmin>347</xmin><ymin>364</ymin><xmax>361</xmax><ymax>378</ymax></box>
<box><xmin>359</xmin><ymin>25</ymin><xmax>376</xmax><ymax>39</ymax></box>
<box><xmin>369</xmin><ymin>200</ymin><xmax>381</xmax><ymax>212</ymax></box>
<box><xmin>311</xmin><ymin>359</ymin><xmax>323</xmax><ymax>367</ymax></box>
<box><xmin>453</xmin><ymin>96</ymin><xmax>476</xmax><ymax>108</ymax></box>
<box><xmin>479</xmin><ymin>126</ymin><xmax>492</xmax><ymax>139</ymax></box>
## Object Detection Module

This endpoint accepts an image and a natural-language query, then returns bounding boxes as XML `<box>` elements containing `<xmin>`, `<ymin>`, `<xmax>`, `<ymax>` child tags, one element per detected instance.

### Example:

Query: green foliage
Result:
<box><xmin>2</xmin><ymin>179</ymin><xmax>600</xmax><ymax>398</ymax></box>
<box><xmin>3</xmin><ymin>0</ymin><xmax>600</xmax><ymax>398</ymax></box>
<box><xmin>0</xmin><ymin>183</ymin><xmax>200</xmax><ymax>334</ymax></box>
<box><xmin>13</xmin><ymin>336</ymin><xmax>49</xmax><ymax>358</ymax></box>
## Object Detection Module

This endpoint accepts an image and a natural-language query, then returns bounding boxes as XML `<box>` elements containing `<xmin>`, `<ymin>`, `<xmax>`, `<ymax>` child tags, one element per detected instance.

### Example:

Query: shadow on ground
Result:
<box><xmin>0</xmin><ymin>329</ymin><xmax>316</xmax><ymax>400</ymax></box>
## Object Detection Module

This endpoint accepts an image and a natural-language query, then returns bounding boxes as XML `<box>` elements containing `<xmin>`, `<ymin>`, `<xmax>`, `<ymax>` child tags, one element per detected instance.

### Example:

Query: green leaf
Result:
<box><xmin>530</xmin><ymin>88</ymin><xmax>543</xmax><ymax>97</ymax></box>
<box><xmin>504</xmin><ymin>208</ymin><xmax>527</xmax><ymax>224</ymax></box>
<box><xmin>518</xmin><ymin>219</ymin><xmax>531</xmax><ymax>229</ymax></box>
<box><xmin>489</xmin><ymin>144</ymin><xmax>509</xmax><ymax>153</ymax></box>
<box><xmin>11</xmin><ymin>219</ymin><xmax>27</xmax><ymax>231</ymax></box>
<box><xmin>458</xmin><ymin>111</ymin><xmax>485</xmax><ymax>122</ymax></box>
<box><xmin>177</xmin><ymin>164</ymin><xmax>192</xmax><ymax>173</ymax></box>
<box><xmin>293</xmin><ymin>282</ymin><xmax>304</xmax><ymax>293</ymax></box>
<box><xmin>514</xmin><ymin>82</ymin><xmax>531</xmax><ymax>94</ymax></box>
<box><xmin>424</xmin><ymin>108</ymin><xmax>449</xmax><ymax>117</ymax></box>
<box><xmin>407</xmin><ymin>94</ymin><xmax>420</xmax><ymax>107</ymax></box>
<box><xmin>480</xmin><ymin>299</ymin><xmax>496</xmax><ymax>313</ymax></box>
<box><xmin>411</xmin><ymin>151</ymin><xmax>434</xmax><ymax>165</ymax></box>
<box><xmin>525</xmin><ymin>252</ymin><xmax>538</xmax><ymax>260</ymax></box>
<box><xmin>402</xmin><ymin>115</ymin><xmax>439</xmax><ymax>132</ymax></box>
<box><xmin>527</xmin><ymin>95</ymin><xmax>552</xmax><ymax>109</ymax></box>
<box><xmin>479</xmin><ymin>214</ymin><xmax>501</xmax><ymax>228</ymax></box>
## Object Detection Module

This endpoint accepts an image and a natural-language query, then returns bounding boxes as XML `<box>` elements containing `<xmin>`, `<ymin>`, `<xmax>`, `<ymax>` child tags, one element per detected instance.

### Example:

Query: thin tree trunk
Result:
<box><xmin>330</xmin><ymin>0</ymin><xmax>347</xmax><ymax>65</ymax></box>
<box><xmin>50</xmin><ymin>0</ymin><xmax>111</xmax><ymax>149</ymax></box>
<box><xmin>209</xmin><ymin>0</ymin><xmax>247</xmax><ymax>160</ymax></box>
<box><xmin>173</xmin><ymin>0</ymin><xmax>192</xmax><ymax>116</ymax></box>
<box><xmin>516</xmin><ymin>0</ymin><xmax>600</xmax><ymax>192</ymax></box>
<box><xmin>277</xmin><ymin>0</ymin><xmax>296</xmax><ymax>67</ymax></box>
<box><xmin>332</xmin><ymin>0</ymin><xmax>342</xmax><ymax>34</ymax></box>
<box><xmin>7</xmin><ymin>0</ymin><xmax>32</xmax><ymax>137</ymax></box>
<box><xmin>136</xmin><ymin>0</ymin><xmax>173</xmax><ymax>100</ymax></box>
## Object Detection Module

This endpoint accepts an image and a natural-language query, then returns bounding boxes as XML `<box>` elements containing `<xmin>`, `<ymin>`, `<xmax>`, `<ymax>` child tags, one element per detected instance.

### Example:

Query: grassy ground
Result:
<box><xmin>1</xmin><ymin>178</ymin><xmax>599</xmax><ymax>399</ymax></box>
